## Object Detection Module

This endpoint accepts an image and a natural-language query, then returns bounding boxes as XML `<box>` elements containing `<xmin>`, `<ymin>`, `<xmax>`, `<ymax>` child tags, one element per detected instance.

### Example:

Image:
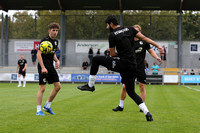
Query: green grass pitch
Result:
<box><xmin>0</xmin><ymin>83</ymin><xmax>199</xmax><ymax>133</ymax></box>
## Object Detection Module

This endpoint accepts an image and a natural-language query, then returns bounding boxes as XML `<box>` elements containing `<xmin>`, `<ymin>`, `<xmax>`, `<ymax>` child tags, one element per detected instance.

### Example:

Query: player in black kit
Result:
<box><xmin>36</xmin><ymin>23</ymin><xmax>61</xmax><ymax>116</ymax></box>
<box><xmin>112</xmin><ymin>25</ymin><xmax>162</xmax><ymax>112</ymax></box>
<box><xmin>77</xmin><ymin>15</ymin><xmax>163</xmax><ymax>121</ymax></box>
<box><xmin>16</xmin><ymin>54</ymin><xmax>27</xmax><ymax>87</ymax></box>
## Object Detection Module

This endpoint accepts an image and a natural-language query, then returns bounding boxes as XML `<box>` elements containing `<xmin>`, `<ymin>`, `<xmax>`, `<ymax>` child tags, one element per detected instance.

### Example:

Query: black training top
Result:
<box><xmin>31</xmin><ymin>49</ymin><xmax>37</xmax><ymax>58</ymax></box>
<box><xmin>82</xmin><ymin>62</ymin><xmax>89</xmax><ymax>67</ymax></box>
<box><xmin>108</xmin><ymin>26</ymin><xmax>138</xmax><ymax>60</ymax></box>
<box><xmin>134</xmin><ymin>40</ymin><xmax>151</xmax><ymax>70</ymax></box>
<box><xmin>18</xmin><ymin>59</ymin><xmax>27</xmax><ymax>70</ymax></box>
<box><xmin>39</xmin><ymin>35</ymin><xmax>58</xmax><ymax>68</ymax></box>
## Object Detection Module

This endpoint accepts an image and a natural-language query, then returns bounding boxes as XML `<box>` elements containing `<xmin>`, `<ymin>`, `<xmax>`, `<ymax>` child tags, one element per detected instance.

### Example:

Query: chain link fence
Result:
<box><xmin>1</xmin><ymin>14</ymin><xmax>200</xmax><ymax>68</ymax></box>
<box><xmin>0</xmin><ymin>14</ymin><xmax>199</xmax><ymax>40</ymax></box>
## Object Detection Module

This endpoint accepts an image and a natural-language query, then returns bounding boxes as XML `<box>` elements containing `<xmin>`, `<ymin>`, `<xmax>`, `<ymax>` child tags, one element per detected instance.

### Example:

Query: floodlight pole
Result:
<box><xmin>149</xmin><ymin>15</ymin><xmax>152</xmax><ymax>38</ymax></box>
<box><xmin>177</xmin><ymin>0</ymin><xmax>183</xmax><ymax>69</ymax></box>
<box><xmin>34</xmin><ymin>15</ymin><xmax>37</xmax><ymax>39</ymax></box>
<box><xmin>5</xmin><ymin>15</ymin><xmax>8</xmax><ymax>66</ymax></box>
<box><xmin>91</xmin><ymin>15</ymin><xmax>94</xmax><ymax>39</ymax></box>
<box><xmin>120</xmin><ymin>11</ymin><xmax>123</xmax><ymax>26</ymax></box>
<box><xmin>60</xmin><ymin>11</ymin><xmax>66</xmax><ymax>67</ymax></box>
<box><xmin>119</xmin><ymin>0</ymin><xmax>123</xmax><ymax>26</ymax></box>
<box><xmin>177</xmin><ymin>12</ymin><xmax>182</xmax><ymax>69</ymax></box>
<box><xmin>1</xmin><ymin>13</ymin><xmax>4</xmax><ymax>66</ymax></box>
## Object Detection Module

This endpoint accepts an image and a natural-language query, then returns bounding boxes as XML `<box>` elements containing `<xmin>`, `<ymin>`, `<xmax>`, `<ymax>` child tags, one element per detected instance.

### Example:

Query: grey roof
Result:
<box><xmin>0</xmin><ymin>0</ymin><xmax>200</xmax><ymax>12</ymax></box>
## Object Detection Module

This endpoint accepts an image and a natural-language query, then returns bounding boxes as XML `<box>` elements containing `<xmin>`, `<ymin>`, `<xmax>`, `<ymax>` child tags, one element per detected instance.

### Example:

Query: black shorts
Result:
<box><xmin>32</xmin><ymin>57</ymin><xmax>36</xmax><ymax>62</ymax></box>
<box><xmin>18</xmin><ymin>69</ymin><xmax>26</xmax><ymax>76</ymax></box>
<box><xmin>135</xmin><ymin>69</ymin><xmax>146</xmax><ymax>84</ymax></box>
<box><xmin>38</xmin><ymin>67</ymin><xmax>59</xmax><ymax>85</ymax></box>
<box><xmin>161</xmin><ymin>56</ymin><xmax>166</xmax><ymax>61</ymax></box>
<box><xmin>109</xmin><ymin>57</ymin><xmax>136</xmax><ymax>84</ymax></box>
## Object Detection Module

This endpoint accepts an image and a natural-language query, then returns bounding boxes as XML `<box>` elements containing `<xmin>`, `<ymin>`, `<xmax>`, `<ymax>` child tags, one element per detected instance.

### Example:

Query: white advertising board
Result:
<box><xmin>164</xmin><ymin>75</ymin><xmax>179</xmax><ymax>83</ymax></box>
<box><xmin>0</xmin><ymin>73</ymin><xmax>12</xmax><ymax>81</ymax></box>
<box><xmin>76</xmin><ymin>41</ymin><xmax>109</xmax><ymax>53</ymax></box>
<box><xmin>15</xmin><ymin>41</ymin><xmax>34</xmax><ymax>53</ymax></box>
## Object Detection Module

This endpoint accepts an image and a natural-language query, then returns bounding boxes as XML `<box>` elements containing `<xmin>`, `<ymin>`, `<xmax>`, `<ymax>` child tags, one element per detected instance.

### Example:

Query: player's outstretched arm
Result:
<box><xmin>148</xmin><ymin>49</ymin><xmax>162</xmax><ymax>63</ymax></box>
<box><xmin>136</xmin><ymin>32</ymin><xmax>163</xmax><ymax>53</ymax></box>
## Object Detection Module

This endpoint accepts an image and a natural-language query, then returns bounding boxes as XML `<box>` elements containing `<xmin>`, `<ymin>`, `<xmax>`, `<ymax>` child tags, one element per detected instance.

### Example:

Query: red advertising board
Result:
<box><xmin>34</xmin><ymin>41</ymin><xmax>40</xmax><ymax>50</ymax></box>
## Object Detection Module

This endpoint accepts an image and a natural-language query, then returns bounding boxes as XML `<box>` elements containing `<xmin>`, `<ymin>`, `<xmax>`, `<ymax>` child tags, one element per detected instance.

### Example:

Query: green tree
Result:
<box><xmin>9</xmin><ymin>11</ymin><xmax>35</xmax><ymax>39</ymax></box>
<box><xmin>7</xmin><ymin>10</ymin><xmax>200</xmax><ymax>41</ymax></box>
<box><xmin>182</xmin><ymin>11</ymin><xmax>200</xmax><ymax>40</ymax></box>
<box><xmin>150</xmin><ymin>12</ymin><xmax>177</xmax><ymax>40</ymax></box>
<box><xmin>36</xmin><ymin>10</ymin><xmax>60</xmax><ymax>39</ymax></box>
<box><xmin>64</xmin><ymin>10</ymin><xmax>120</xmax><ymax>39</ymax></box>
<box><xmin>123</xmin><ymin>11</ymin><xmax>178</xmax><ymax>40</ymax></box>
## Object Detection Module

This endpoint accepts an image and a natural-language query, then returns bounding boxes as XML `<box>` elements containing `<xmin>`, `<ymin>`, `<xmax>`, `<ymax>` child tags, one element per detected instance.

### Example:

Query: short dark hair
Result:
<box><xmin>48</xmin><ymin>22</ymin><xmax>60</xmax><ymax>29</ymax></box>
<box><xmin>105</xmin><ymin>15</ymin><xmax>118</xmax><ymax>25</ymax></box>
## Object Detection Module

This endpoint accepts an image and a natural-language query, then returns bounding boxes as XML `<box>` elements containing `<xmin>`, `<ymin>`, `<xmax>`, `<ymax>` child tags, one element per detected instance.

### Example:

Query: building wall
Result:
<box><xmin>181</xmin><ymin>41</ymin><xmax>200</xmax><ymax>68</ymax></box>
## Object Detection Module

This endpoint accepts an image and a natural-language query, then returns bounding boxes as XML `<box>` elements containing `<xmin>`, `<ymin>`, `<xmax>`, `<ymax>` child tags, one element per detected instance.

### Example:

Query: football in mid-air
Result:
<box><xmin>39</xmin><ymin>41</ymin><xmax>53</xmax><ymax>54</ymax></box>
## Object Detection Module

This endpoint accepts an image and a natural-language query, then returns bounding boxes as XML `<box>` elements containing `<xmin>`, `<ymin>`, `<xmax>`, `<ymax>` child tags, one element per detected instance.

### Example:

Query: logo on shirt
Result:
<box><xmin>55</xmin><ymin>41</ymin><xmax>57</xmax><ymax>46</ymax></box>
<box><xmin>139</xmin><ymin>41</ymin><xmax>143</xmax><ymax>45</ymax></box>
<box><xmin>135</xmin><ymin>47</ymin><xmax>143</xmax><ymax>53</ymax></box>
<box><xmin>43</xmin><ymin>78</ymin><xmax>47</xmax><ymax>83</ymax></box>
<box><xmin>19</xmin><ymin>60</ymin><xmax>24</xmax><ymax>65</ymax></box>
<box><xmin>114</xmin><ymin>28</ymin><xmax>129</xmax><ymax>35</ymax></box>
<box><xmin>112</xmin><ymin>61</ymin><xmax>116</xmax><ymax>69</ymax></box>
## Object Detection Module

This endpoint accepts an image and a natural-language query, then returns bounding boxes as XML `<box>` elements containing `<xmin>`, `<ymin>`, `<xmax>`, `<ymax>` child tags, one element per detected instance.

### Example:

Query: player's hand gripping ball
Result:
<box><xmin>39</xmin><ymin>41</ymin><xmax>53</xmax><ymax>54</ymax></box>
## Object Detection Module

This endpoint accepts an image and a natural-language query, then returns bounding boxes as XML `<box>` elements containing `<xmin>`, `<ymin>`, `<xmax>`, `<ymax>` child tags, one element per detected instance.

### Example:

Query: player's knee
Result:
<box><xmin>41</xmin><ymin>89</ymin><xmax>45</xmax><ymax>93</ymax></box>
<box><xmin>92</xmin><ymin>56</ymin><xmax>98</xmax><ymax>63</ymax></box>
<box><xmin>139</xmin><ymin>84</ymin><xmax>145</xmax><ymax>90</ymax></box>
<box><xmin>39</xmin><ymin>86</ymin><xmax>46</xmax><ymax>93</ymax></box>
<box><xmin>127</xmin><ymin>91</ymin><xmax>137</xmax><ymax>99</ymax></box>
<box><xmin>126</xmin><ymin>88</ymin><xmax>136</xmax><ymax>96</ymax></box>
<box><xmin>58</xmin><ymin>85</ymin><xmax>61</xmax><ymax>90</ymax></box>
<box><xmin>93</xmin><ymin>55</ymin><xmax>103</xmax><ymax>62</ymax></box>
<box><xmin>139</xmin><ymin>87</ymin><xmax>145</xmax><ymax>93</ymax></box>
<box><xmin>122</xmin><ymin>84</ymin><xmax>126</xmax><ymax>91</ymax></box>
<box><xmin>55</xmin><ymin>84</ymin><xmax>61</xmax><ymax>91</ymax></box>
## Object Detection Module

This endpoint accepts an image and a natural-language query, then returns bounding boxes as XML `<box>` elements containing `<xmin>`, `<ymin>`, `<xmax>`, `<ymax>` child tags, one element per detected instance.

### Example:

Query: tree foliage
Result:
<box><xmin>123</xmin><ymin>11</ymin><xmax>178</xmax><ymax>40</ymax></box>
<box><xmin>36</xmin><ymin>10</ymin><xmax>61</xmax><ymax>39</ymax></box>
<box><xmin>9</xmin><ymin>11</ymin><xmax>35</xmax><ymax>39</ymax></box>
<box><xmin>182</xmin><ymin>11</ymin><xmax>200</xmax><ymax>40</ymax></box>
<box><xmin>5</xmin><ymin>10</ymin><xmax>200</xmax><ymax>41</ymax></box>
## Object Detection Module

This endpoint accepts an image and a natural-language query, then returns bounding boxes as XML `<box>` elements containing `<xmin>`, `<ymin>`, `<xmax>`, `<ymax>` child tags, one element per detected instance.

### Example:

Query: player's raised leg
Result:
<box><xmin>77</xmin><ymin>56</ymin><xmax>115</xmax><ymax>92</ymax></box>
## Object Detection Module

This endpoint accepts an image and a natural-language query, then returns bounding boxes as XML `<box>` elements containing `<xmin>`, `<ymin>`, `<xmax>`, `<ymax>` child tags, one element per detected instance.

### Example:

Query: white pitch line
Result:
<box><xmin>184</xmin><ymin>86</ymin><xmax>200</xmax><ymax>92</ymax></box>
